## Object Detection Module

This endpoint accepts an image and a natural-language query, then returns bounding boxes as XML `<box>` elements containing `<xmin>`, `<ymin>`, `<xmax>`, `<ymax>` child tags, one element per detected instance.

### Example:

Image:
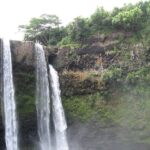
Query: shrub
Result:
<box><xmin>126</xmin><ymin>67</ymin><xmax>150</xmax><ymax>84</ymax></box>
<box><xmin>102</xmin><ymin>68</ymin><xmax>122</xmax><ymax>83</ymax></box>
<box><xmin>112</xmin><ymin>6</ymin><xmax>143</xmax><ymax>31</ymax></box>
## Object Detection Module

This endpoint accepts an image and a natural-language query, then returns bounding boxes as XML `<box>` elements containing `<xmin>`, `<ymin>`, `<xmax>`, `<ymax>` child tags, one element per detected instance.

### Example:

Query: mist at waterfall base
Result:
<box><xmin>65</xmin><ymin>89</ymin><xmax>150</xmax><ymax>150</ymax></box>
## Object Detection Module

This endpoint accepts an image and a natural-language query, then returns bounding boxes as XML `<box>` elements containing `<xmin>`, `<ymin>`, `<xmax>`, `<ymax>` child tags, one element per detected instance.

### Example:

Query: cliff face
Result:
<box><xmin>0</xmin><ymin>33</ymin><xmax>149</xmax><ymax>118</ymax></box>
<box><xmin>0</xmin><ymin>32</ymin><xmax>150</xmax><ymax>149</ymax></box>
<box><xmin>0</xmin><ymin>35</ymin><xmax>125</xmax><ymax>98</ymax></box>
<box><xmin>10</xmin><ymin>41</ymin><xmax>35</xmax><ymax>67</ymax></box>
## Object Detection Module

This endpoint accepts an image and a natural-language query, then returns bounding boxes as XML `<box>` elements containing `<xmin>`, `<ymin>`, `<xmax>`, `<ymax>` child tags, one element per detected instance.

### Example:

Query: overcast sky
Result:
<box><xmin>0</xmin><ymin>0</ymin><xmax>144</xmax><ymax>40</ymax></box>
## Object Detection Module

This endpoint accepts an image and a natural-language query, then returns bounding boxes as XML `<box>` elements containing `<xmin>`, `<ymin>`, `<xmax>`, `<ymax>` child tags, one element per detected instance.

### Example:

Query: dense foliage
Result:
<box><xmin>19</xmin><ymin>1</ymin><xmax>150</xmax><ymax>46</ymax></box>
<box><xmin>19</xmin><ymin>14</ymin><xmax>66</xmax><ymax>45</ymax></box>
<box><xmin>112</xmin><ymin>6</ymin><xmax>143</xmax><ymax>30</ymax></box>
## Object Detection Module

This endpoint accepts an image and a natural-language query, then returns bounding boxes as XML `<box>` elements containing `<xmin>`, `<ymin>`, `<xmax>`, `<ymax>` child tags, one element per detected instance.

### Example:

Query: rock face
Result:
<box><xmin>52</xmin><ymin>47</ymin><xmax>106</xmax><ymax>71</ymax></box>
<box><xmin>52</xmin><ymin>31</ymin><xmax>133</xmax><ymax>71</ymax></box>
<box><xmin>60</xmin><ymin>72</ymin><xmax>106</xmax><ymax>96</ymax></box>
<box><xmin>0</xmin><ymin>39</ymin><xmax>53</xmax><ymax>68</ymax></box>
<box><xmin>10</xmin><ymin>40</ymin><xmax>35</xmax><ymax>66</ymax></box>
<box><xmin>0</xmin><ymin>31</ymin><xmax>149</xmax><ymax>150</ymax></box>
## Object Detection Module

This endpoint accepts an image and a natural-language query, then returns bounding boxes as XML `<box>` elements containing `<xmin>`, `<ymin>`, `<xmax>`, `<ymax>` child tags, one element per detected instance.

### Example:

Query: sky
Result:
<box><xmin>0</xmin><ymin>0</ymin><xmax>144</xmax><ymax>40</ymax></box>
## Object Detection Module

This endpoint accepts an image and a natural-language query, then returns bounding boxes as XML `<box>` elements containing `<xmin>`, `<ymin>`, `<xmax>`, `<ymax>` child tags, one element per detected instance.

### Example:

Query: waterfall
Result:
<box><xmin>35</xmin><ymin>43</ymin><xmax>51</xmax><ymax>150</ymax></box>
<box><xmin>49</xmin><ymin>64</ymin><xmax>69</xmax><ymax>150</ymax></box>
<box><xmin>2</xmin><ymin>39</ymin><xmax>19</xmax><ymax>150</ymax></box>
<box><xmin>35</xmin><ymin>43</ymin><xmax>69</xmax><ymax>150</ymax></box>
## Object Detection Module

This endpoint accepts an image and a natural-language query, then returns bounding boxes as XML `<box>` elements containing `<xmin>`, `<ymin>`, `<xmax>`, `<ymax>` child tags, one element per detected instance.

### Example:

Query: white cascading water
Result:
<box><xmin>35</xmin><ymin>43</ymin><xmax>51</xmax><ymax>150</ymax></box>
<box><xmin>49</xmin><ymin>64</ymin><xmax>69</xmax><ymax>150</ymax></box>
<box><xmin>2</xmin><ymin>39</ymin><xmax>19</xmax><ymax>150</ymax></box>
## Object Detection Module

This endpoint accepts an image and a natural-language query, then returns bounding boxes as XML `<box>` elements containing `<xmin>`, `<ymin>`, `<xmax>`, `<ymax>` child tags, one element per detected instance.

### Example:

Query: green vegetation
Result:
<box><xmin>63</xmin><ymin>84</ymin><xmax>150</xmax><ymax>122</ymax></box>
<box><xmin>62</xmin><ymin>64</ymin><xmax>150</xmax><ymax>125</ymax></box>
<box><xmin>112</xmin><ymin>6</ymin><xmax>143</xmax><ymax>31</ymax></box>
<box><xmin>63</xmin><ymin>83</ymin><xmax>150</xmax><ymax>143</ymax></box>
<box><xmin>14</xmin><ymin>69</ymin><xmax>36</xmax><ymax>116</ymax></box>
<box><xmin>19</xmin><ymin>14</ymin><xmax>66</xmax><ymax>46</ymax></box>
<box><xmin>19</xmin><ymin>1</ymin><xmax>150</xmax><ymax>47</ymax></box>
<box><xmin>63</xmin><ymin>92</ymin><xmax>115</xmax><ymax>123</ymax></box>
<box><xmin>63</xmin><ymin>95</ymin><xmax>95</xmax><ymax>122</ymax></box>
<box><xmin>102</xmin><ymin>67</ymin><xmax>122</xmax><ymax>83</ymax></box>
<box><xmin>126</xmin><ymin>66</ymin><xmax>150</xmax><ymax>84</ymax></box>
<box><xmin>65</xmin><ymin>17</ymin><xmax>91</xmax><ymax>44</ymax></box>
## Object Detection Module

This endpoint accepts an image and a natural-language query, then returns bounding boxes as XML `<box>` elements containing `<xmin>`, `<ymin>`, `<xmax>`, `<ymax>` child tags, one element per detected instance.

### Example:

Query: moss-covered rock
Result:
<box><xmin>60</xmin><ymin>70</ymin><xmax>107</xmax><ymax>96</ymax></box>
<box><xmin>13</xmin><ymin>64</ymin><xmax>37</xmax><ymax>148</ymax></box>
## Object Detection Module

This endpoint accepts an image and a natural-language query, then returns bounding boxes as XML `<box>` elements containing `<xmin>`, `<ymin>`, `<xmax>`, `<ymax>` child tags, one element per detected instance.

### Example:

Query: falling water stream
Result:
<box><xmin>2</xmin><ymin>39</ymin><xmax>19</xmax><ymax>150</ymax></box>
<box><xmin>35</xmin><ymin>43</ymin><xmax>51</xmax><ymax>150</ymax></box>
<box><xmin>49</xmin><ymin>64</ymin><xmax>69</xmax><ymax>150</ymax></box>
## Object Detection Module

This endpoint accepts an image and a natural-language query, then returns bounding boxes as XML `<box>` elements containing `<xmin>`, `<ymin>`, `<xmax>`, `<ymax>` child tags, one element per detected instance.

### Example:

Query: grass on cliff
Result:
<box><xmin>62</xmin><ymin>70</ymin><xmax>102</xmax><ymax>81</ymax></box>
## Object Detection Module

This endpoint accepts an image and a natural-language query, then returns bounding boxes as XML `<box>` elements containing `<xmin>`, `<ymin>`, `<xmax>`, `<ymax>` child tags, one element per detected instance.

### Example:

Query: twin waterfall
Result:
<box><xmin>1</xmin><ymin>40</ymin><xmax>69</xmax><ymax>150</ymax></box>
<box><xmin>35</xmin><ymin>43</ymin><xmax>69</xmax><ymax>150</ymax></box>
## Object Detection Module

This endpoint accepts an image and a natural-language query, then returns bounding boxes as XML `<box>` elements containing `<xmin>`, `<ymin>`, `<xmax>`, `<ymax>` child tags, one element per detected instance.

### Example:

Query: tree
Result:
<box><xmin>137</xmin><ymin>0</ymin><xmax>150</xmax><ymax>23</ymax></box>
<box><xmin>19</xmin><ymin>14</ymin><xmax>65</xmax><ymax>46</ymax></box>
<box><xmin>89</xmin><ymin>7</ymin><xmax>111</xmax><ymax>32</ymax></box>
<box><xmin>66</xmin><ymin>17</ymin><xmax>91</xmax><ymax>43</ymax></box>
<box><xmin>112</xmin><ymin>6</ymin><xmax>143</xmax><ymax>31</ymax></box>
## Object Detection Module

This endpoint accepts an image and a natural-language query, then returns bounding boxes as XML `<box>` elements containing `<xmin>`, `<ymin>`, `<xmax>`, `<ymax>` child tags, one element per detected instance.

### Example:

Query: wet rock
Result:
<box><xmin>10</xmin><ymin>40</ymin><xmax>35</xmax><ymax>66</ymax></box>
